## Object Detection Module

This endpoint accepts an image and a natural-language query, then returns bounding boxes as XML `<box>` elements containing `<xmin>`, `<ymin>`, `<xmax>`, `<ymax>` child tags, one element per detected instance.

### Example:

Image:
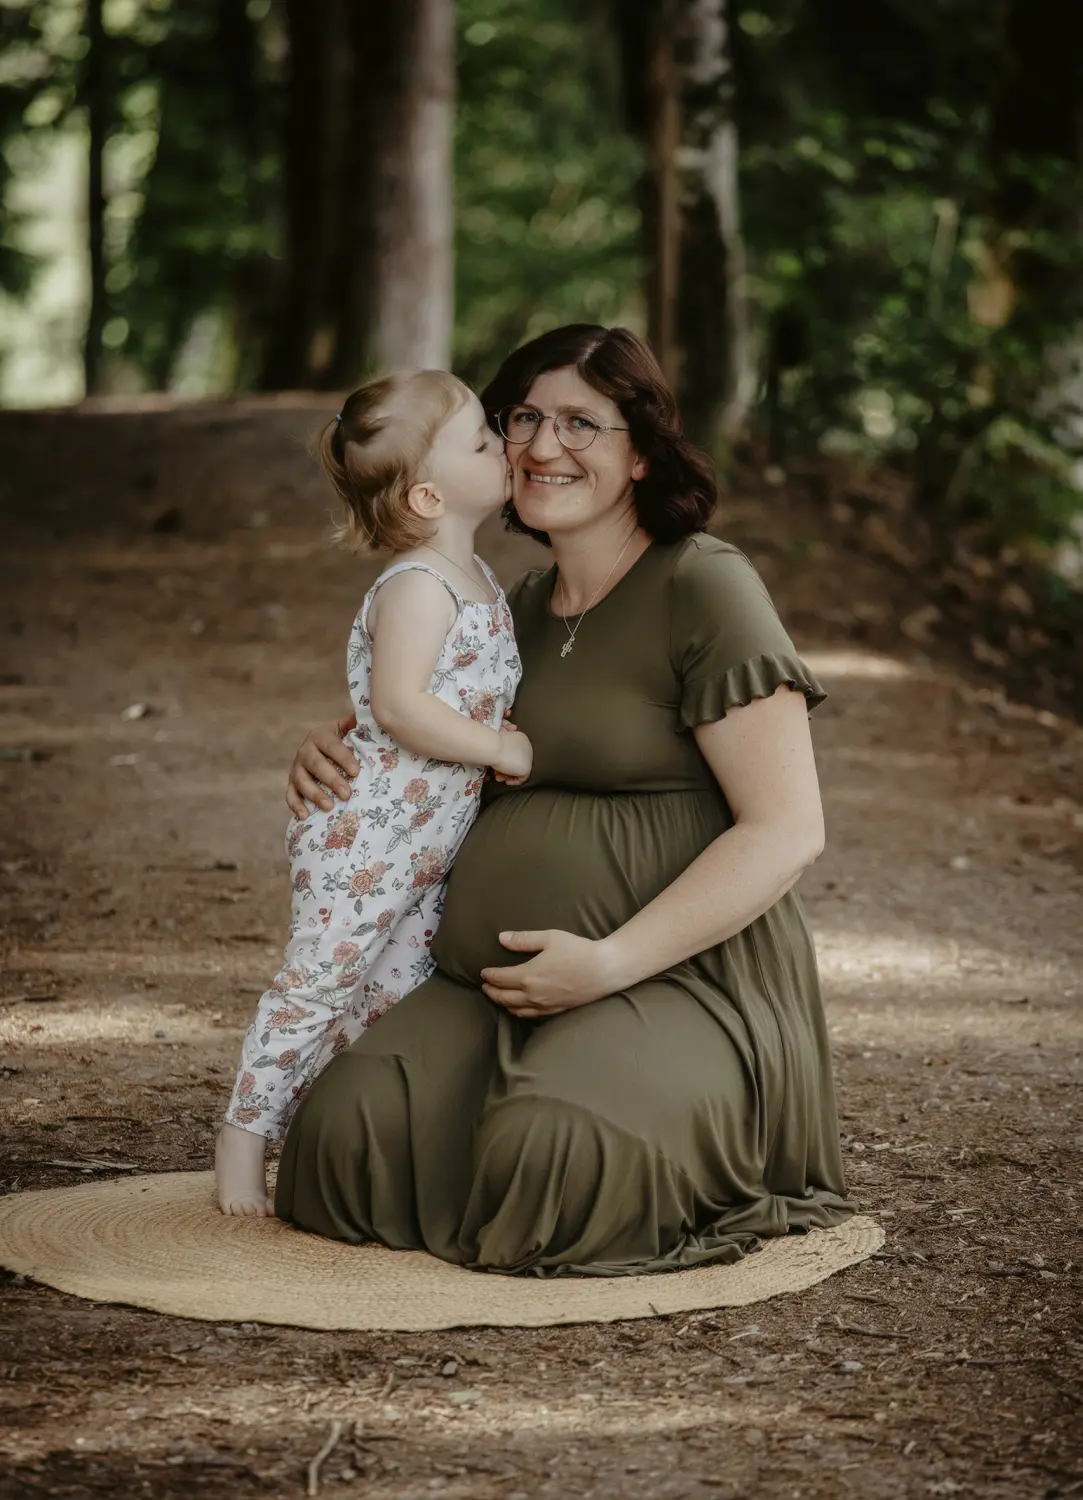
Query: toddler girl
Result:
<box><xmin>216</xmin><ymin>370</ymin><xmax>529</xmax><ymax>1215</ymax></box>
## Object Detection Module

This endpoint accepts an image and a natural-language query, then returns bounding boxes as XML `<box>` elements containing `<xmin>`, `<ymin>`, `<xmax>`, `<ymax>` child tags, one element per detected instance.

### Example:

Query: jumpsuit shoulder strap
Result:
<box><xmin>360</xmin><ymin>561</ymin><xmax>465</xmax><ymax>637</ymax></box>
<box><xmin>474</xmin><ymin>555</ymin><xmax>503</xmax><ymax>601</ymax></box>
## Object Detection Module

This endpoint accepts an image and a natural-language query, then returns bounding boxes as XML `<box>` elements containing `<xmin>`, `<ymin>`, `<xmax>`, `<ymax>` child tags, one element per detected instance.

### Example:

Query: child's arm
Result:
<box><xmin>368</xmin><ymin>570</ymin><xmax>529</xmax><ymax>776</ymax></box>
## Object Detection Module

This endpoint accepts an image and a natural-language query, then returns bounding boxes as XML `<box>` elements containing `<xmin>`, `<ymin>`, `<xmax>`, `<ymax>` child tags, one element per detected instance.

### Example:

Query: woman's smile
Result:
<box><xmin>524</xmin><ymin>471</ymin><xmax>579</xmax><ymax>485</ymax></box>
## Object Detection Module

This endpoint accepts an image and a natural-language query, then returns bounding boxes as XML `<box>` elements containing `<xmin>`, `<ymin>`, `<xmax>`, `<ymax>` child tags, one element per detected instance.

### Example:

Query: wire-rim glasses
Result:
<box><xmin>496</xmin><ymin>405</ymin><xmax>630</xmax><ymax>452</ymax></box>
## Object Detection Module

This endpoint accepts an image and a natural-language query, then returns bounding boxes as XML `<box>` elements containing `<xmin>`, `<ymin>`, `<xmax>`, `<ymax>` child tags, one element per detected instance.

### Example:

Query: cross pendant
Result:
<box><xmin>560</xmin><ymin>640</ymin><xmax>574</xmax><ymax>658</ymax></box>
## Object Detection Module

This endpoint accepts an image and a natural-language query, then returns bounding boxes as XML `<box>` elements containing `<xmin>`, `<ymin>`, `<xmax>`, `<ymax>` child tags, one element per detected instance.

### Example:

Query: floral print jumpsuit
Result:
<box><xmin>225</xmin><ymin>559</ymin><xmax>521</xmax><ymax>1139</ymax></box>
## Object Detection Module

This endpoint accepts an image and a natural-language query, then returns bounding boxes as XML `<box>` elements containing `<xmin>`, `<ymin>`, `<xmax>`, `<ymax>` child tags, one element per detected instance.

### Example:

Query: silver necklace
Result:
<box><xmin>557</xmin><ymin>534</ymin><xmax>636</xmax><ymax>658</ymax></box>
<box><xmin>419</xmin><ymin>545</ymin><xmax>495</xmax><ymax>603</ymax></box>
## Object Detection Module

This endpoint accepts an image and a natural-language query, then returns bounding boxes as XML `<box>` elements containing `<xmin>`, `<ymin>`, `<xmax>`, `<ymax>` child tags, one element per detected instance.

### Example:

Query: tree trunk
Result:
<box><xmin>82</xmin><ymin>0</ymin><xmax>108</xmax><ymax>396</ymax></box>
<box><xmin>263</xmin><ymin>0</ymin><xmax>454</xmax><ymax>389</ymax></box>
<box><xmin>369</xmin><ymin>0</ymin><xmax>455</xmax><ymax>371</ymax></box>
<box><xmin>614</xmin><ymin>0</ymin><xmax>681</xmax><ymax>386</ymax></box>
<box><xmin>689</xmin><ymin>0</ymin><xmax>755</xmax><ymax>441</ymax></box>
<box><xmin>614</xmin><ymin>0</ymin><xmax>754</xmax><ymax>450</ymax></box>
<box><xmin>261</xmin><ymin>0</ymin><xmax>358</xmax><ymax>388</ymax></box>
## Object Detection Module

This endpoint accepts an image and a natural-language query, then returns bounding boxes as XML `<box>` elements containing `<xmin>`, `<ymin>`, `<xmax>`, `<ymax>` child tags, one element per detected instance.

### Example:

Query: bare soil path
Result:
<box><xmin>1</xmin><ymin>402</ymin><xmax>1081</xmax><ymax>1500</ymax></box>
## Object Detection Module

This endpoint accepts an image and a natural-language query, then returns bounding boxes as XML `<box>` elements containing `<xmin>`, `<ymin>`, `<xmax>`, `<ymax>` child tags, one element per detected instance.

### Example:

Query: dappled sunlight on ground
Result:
<box><xmin>803</xmin><ymin>648</ymin><xmax>917</xmax><ymax>681</ymax></box>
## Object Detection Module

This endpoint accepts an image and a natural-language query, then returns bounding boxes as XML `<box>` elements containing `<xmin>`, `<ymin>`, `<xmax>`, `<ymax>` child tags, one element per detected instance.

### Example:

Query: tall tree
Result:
<box><xmin>116</xmin><ymin>0</ymin><xmax>282</xmax><ymax>389</ymax></box>
<box><xmin>371</xmin><ymin>0</ymin><xmax>455</xmax><ymax>371</ymax></box>
<box><xmin>616</xmin><ymin>0</ymin><xmax>681</xmax><ymax>380</ymax></box>
<box><xmin>614</xmin><ymin>0</ymin><xmax>752</xmax><ymax>451</ymax></box>
<box><xmin>262</xmin><ymin>0</ymin><xmax>454</xmax><ymax>388</ymax></box>
<box><xmin>681</xmin><ymin>0</ymin><xmax>755</xmax><ymax>441</ymax></box>
<box><xmin>259</xmin><ymin>0</ymin><xmax>355</xmax><ymax>388</ymax></box>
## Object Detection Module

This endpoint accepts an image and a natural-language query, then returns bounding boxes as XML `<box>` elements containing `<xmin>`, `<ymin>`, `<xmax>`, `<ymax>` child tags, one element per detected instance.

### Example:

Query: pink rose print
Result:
<box><xmin>465</xmin><ymin>690</ymin><xmax>496</xmax><ymax>724</ymax></box>
<box><xmin>325</xmin><ymin>809</ymin><xmax>360</xmax><ymax>851</ymax></box>
<box><xmin>348</xmin><ymin>860</ymin><xmax>387</xmax><ymax>898</ymax></box>
<box><xmin>267</xmin><ymin>1003</ymin><xmax>308</xmax><ymax>1027</ymax></box>
<box><xmin>228</xmin><ymin>562</ymin><xmax>521</xmax><ymax>1140</ymax></box>
<box><xmin>410</xmin><ymin>847</ymin><xmax>445</xmax><ymax>890</ymax></box>
<box><xmin>367</xmin><ymin>992</ymin><xmax>400</xmax><ymax>1024</ymax></box>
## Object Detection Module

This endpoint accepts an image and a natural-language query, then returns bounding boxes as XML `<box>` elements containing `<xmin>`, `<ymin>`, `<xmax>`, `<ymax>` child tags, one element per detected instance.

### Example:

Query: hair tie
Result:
<box><xmin>334</xmin><ymin>413</ymin><xmax>343</xmax><ymax>423</ymax></box>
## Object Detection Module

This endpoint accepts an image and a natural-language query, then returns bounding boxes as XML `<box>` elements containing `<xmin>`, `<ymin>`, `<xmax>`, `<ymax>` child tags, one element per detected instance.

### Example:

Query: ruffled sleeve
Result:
<box><xmin>671</xmin><ymin>537</ymin><xmax>826</xmax><ymax>729</ymax></box>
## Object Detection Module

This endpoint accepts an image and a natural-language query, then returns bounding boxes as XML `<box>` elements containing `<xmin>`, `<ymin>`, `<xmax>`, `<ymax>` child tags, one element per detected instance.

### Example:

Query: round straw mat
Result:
<box><xmin>0</xmin><ymin>1173</ymin><xmax>884</xmax><ymax>1330</ymax></box>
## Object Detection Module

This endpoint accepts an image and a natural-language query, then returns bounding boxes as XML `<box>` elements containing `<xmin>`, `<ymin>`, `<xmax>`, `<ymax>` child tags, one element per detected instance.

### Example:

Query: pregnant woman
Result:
<box><xmin>276</xmin><ymin>324</ymin><xmax>853</xmax><ymax>1274</ymax></box>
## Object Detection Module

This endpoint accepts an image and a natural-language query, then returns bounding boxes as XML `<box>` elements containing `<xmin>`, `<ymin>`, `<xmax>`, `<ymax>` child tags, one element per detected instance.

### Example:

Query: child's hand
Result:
<box><xmin>493</xmin><ymin>726</ymin><xmax>533</xmax><ymax>785</ymax></box>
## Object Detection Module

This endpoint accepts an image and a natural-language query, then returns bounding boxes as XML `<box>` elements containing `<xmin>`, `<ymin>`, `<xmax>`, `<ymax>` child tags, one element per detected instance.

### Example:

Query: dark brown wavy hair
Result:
<box><xmin>480</xmin><ymin>324</ymin><xmax>717</xmax><ymax>545</ymax></box>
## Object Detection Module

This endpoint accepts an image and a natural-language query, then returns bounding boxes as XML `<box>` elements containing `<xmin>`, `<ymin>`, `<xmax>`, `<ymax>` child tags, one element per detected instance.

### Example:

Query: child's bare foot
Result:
<box><xmin>215</xmin><ymin>1122</ymin><xmax>275</xmax><ymax>1216</ymax></box>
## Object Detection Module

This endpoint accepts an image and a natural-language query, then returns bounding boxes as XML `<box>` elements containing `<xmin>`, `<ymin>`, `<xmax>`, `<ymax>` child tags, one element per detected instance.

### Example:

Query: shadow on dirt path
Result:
<box><xmin>1</xmin><ymin>402</ymin><xmax>1081</xmax><ymax>1500</ymax></box>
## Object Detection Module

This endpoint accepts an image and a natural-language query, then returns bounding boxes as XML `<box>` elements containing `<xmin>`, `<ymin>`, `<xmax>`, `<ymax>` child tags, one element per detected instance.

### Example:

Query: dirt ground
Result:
<box><xmin>1</xmin><ymin>400</ymin><xmax>1081</xmax><ymax>1500</ymax></box>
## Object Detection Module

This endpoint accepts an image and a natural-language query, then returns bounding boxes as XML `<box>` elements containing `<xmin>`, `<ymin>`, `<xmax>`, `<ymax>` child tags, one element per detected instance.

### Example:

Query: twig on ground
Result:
<box><xmin>378</xmin><ymin>1371</ymin><xmax>396</xmax><ymax>1400</ymax></box>
<box><xmin>306</xmin><ymin>1418</ymin><xmax>346</xmax><ymax>1497</ymax></box>
<box><xmin>64</xmin><ymin>1114</ymin><xmax>140</xmax><ymax>1124</ymax></box>
<box><xmin>957</xmin><ymin>1356</ymin><xmax>1054</xmax><ymax>1368</ymax></box>
<box><xmin>43</xmin><ymin>1158</ymin><xmax>140</xmax><ymax>1172</ymax></box>
<box><xmin>832</xmin><ymin>1315</ymin><xmax>908</xmax><ymax>1340</ymax></box>
<box><xmin>0</xmin><ymin>993</ymin><xmax>60</xmax><ymax>1006</ymax></box>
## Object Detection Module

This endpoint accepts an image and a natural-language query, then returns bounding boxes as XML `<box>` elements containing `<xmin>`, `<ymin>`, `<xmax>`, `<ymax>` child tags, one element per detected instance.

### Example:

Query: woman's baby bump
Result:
<box><xmin>431</xmin><ymin>787</ymin><xmax>722</xmax><ymax>986</ymax></box>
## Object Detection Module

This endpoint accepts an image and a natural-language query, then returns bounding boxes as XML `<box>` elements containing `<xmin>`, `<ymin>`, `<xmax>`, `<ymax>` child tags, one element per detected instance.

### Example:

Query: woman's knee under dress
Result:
<box><xmin>274</xmin><ymin>968</ymin><xmax>852</xmax><ymax>1276</ymax></box>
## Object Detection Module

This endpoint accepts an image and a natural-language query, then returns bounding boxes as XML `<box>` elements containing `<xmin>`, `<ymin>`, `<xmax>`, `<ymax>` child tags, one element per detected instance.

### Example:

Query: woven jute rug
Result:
<box><xmin>0</xmin><ymin>1172</ymin><xmax>884</xmax><ymax>1330</ymax></box>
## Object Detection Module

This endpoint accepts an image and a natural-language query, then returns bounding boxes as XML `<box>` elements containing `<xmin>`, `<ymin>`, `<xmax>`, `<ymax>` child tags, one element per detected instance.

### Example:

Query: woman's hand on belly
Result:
<box><xmin>480</xmin><ymin>929</ymin><xmax>623</xmax><ymax>1018</ymax></box>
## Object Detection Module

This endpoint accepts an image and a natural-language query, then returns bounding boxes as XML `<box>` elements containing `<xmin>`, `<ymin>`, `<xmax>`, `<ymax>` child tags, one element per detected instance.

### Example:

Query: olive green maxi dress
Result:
<box><xmin>275</xmin><ymin>535</ymin><xmax>854</xmax><ymax>1274</ymax></box>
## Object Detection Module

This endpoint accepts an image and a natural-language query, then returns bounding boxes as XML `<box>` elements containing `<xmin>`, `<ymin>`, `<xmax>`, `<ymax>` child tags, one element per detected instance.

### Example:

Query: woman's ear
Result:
<box><xmin>406</xmin><ymin>482</ymin><xmax>445</xmax><ymax>522</ymax></box>
<box><xmin>631</xmin><ymin>453</ymin><xmax>649</xmax><ymax>482</ymax></box>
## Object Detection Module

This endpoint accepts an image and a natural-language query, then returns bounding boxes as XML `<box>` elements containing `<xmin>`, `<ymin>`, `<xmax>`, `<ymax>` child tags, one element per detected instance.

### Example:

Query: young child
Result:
<box><xmin>216</xmin><ymin>370</ymin><xmax>529</xmax><ymax>1216</ymax></box>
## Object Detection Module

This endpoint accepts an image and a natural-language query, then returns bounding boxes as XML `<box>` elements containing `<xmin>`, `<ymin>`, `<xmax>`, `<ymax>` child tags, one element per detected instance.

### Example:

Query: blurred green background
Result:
<box><xmin>2</xmin><ymin>0</ymin><xmax>1083</xmax><ymax>575</ymax></box>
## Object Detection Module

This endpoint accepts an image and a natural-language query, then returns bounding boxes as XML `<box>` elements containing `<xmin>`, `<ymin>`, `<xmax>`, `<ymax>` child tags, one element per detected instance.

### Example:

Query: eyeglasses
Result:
<box><xmin>496</xmin><ymin>405</ymin><xmax>629</xmax><ymax>452</ymax></box>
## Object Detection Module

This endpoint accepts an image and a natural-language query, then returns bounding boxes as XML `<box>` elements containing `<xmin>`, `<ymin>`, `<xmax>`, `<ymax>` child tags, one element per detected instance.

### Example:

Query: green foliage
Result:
<box><xmin>735</xmin><ymin>0</ymin><xmax>1083</xmax><ymax>551</ymax></box>
<box><xmin>453</xmin><ymin>0</ymin><xmax>644</xmax><ymax>388</ymax></box>
<box><xmin>108</xmin><ymin>0</ymin><xmax>283</xmax><ymax>387</ymax></box>
<box><xmin>3</xmin><ymin>0</ymin><xmax>642</xmax><ymax>394</ymax></box>
<box><xmin>0</xmin><ymin>0</ymin><xmax>74</xmax><ymax>299</ymax></box>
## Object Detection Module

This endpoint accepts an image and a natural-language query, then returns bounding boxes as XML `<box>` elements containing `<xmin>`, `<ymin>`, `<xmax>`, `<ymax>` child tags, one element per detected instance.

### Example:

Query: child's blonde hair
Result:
<box><xmin>318</xmin><ymin>370</ymin><xmax>470</xmax><ymax>552</ymax></box>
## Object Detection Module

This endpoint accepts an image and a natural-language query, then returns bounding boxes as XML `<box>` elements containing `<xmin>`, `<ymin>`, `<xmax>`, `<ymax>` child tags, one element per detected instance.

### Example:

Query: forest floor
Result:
<box><xmin>0</xmin><ymin>399</ymin><xmax>1081</xmax><ymax>1500</ymax></box>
